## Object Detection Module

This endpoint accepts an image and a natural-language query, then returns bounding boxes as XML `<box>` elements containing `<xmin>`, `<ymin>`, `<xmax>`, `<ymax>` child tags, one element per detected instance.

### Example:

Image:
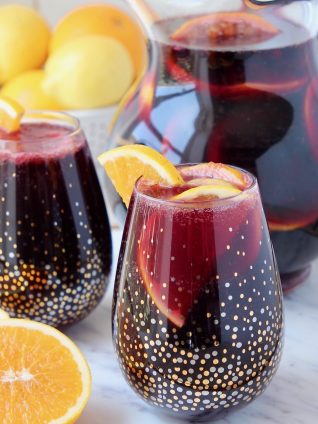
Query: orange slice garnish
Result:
<box><xmin>98</xmin><ymin>144</ymin><xmax>184</xmax><ymax>207</ymax></box>
<box><xmin>180</xmin><ymin>162</ymin><xmax>247</xmax><ymax>190</ymax></box>
<box><xmin>171</xmin><ymin>12</ymin><xmax>279</xmax><ymax>47</ymax></box>
<box><xmin>0</xmin><ymin>95</ymin><xmax>24</xmax><ymax>133</ymax></box>
<box><xmin>0</xmin><ymin>319</ymin><xmax>91</xmax><ymax>423</ymax></box>
<box><xmin>172</xmin><ymin>184</ymin><xmax>241</xmax><ymax>201</ymax></box>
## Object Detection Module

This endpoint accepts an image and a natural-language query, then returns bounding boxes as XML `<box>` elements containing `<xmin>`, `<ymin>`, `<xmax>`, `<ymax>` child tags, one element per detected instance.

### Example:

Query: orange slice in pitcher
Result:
<box><xmin>171</xmin><ymin>12</ymin><xmax>279</xmax><ymax>47</ymax></box>
<box><xmin>180</xmin><ymin>162</ymin><xmax>248</xmax><ymax>190</ymax></box>
<box><xmin>0</xmin><ymin>319</ymin><xmax>91</xmax><ymax>423</ymax></box>
<box><xmin>98</xmin><ymin>145</ymin><xmax>184</xmax><ymax>207</ymax></box>
<box><xmin>0</xmin><ymin>95</ymin><xmax>24</xmax><ymax>133</ymax></box>
<box><xmin>172</xmin><ymin>183</ymin><xmax>241</xmax><ymax>201</ymax></box>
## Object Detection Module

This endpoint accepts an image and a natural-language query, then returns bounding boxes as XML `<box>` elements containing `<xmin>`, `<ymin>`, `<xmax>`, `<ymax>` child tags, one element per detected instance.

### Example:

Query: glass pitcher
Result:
<box><xmin>109</xmin><ymin>0</ymin><xmax>318</xmax><ymax>293</ymax></box>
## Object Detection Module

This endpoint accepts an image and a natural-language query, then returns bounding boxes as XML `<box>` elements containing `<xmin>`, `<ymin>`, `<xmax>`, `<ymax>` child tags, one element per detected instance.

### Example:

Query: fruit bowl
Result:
<box><xmin>71</xmin><ymin>105</ymin><xmax>119</xmax><ymax>228</ymax></box>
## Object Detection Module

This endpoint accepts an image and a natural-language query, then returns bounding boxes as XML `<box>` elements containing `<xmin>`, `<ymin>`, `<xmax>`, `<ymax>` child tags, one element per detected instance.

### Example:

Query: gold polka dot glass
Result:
<box><xmin>0</xmin><ymin>111</ymin><xmax>112</xmax><ymax>327</ymax></box>
<box><xmin>113</xmin><ymin>166</ymin><xmax>283</xmax><ymax>421</ymax></box>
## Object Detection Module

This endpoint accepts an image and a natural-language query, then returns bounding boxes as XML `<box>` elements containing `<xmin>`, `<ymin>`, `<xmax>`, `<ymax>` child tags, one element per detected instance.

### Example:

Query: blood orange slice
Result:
<box><xmin>180</xmin><ymin>162</ymin><xmax>248</xmax><ymax>190</ymax></box>
<box><xmin>171</xmin><ymin>12</ymin><xmax>279</xmax><ymax>47</ymax></box>
<box><xmin>172</xmin><ymin>183</ymin><xmax>241</xmax><ymax>201</ymax></box>
<box><xmin>187</xmin><ymin>177</ymin><xmax>235</xmax><ymax>187</ymax></box>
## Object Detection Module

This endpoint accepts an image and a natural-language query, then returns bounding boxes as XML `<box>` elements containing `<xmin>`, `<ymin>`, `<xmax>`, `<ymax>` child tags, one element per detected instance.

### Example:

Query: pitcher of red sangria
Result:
<box><xmin>109</xmin><ymin>0</ymin><xmax>318</xmax><ymax>292</ymax></box>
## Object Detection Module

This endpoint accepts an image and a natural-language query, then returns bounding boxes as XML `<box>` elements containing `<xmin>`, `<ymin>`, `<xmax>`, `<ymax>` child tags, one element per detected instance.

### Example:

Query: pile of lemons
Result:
<box><xmin>0</xmin><ymin>4</ymin><xmax>146</xmax><ymax>110</ymax></box>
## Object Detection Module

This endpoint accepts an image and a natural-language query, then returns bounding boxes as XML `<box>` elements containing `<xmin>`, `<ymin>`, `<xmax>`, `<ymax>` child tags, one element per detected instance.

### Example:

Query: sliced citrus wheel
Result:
<box><xmin>180</xmin><ymin>162</ymin><xmax>248</xmax><ymax>190</ymax></box>
<box><xmin>268</xmin><ymin>220</ymin><xmax>303</xmax><ymax>232</ymax></box>
<box><xmin>187</xmin><ymin>177</ymin><xmax>235</xmax><ymax>187</ymax></box>
<box><xmin>98</xmin><ymin>145</ymin><xmax>184</xmax><ymax>207</ymax></box>
<box><xmin>0</xmin><ymin>309</ymin><xmax>9</xmax><ymax>319</ymax></box>
<box><xmin>0</xmin><ymin>319</ymin><xmax>91</xmax><ymax>423</ymax></box>
<box><xmin>0</xmin><ymin>95</ymin><xmax>24</xmax><ymax>134</ymax></box>
<box><xmin>268</xmin><ymin>215</ymin><xmax>318</xmax><ymax>232</ymax></box>
<box><xmin>171</xmin><ymin>12</ymin><xmax>279</xmax><ymax>47</ymax></box>
<box><xmin>172</xmin><ymin>183</ymin><xmax>241</xmax><ymax>201</ymax></box>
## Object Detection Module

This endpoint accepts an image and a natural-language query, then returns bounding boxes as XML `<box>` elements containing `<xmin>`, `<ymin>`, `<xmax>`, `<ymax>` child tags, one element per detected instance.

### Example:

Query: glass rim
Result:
<box><xmin>0</xmin><ymin>110</ymin><xmax>82</xmax><ymax>147</ymax></box>
<box><xmin>134</xmin><ymin>163</ymin><xmax>258</xmax><ymax>208</ymax></box>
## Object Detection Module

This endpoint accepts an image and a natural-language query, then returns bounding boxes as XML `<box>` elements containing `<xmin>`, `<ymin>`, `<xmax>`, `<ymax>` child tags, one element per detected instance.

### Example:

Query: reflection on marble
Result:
<box><xmin>65</xmin><ymin>230</ymin><xmax>318</xmax><ymax>424</ymax></box>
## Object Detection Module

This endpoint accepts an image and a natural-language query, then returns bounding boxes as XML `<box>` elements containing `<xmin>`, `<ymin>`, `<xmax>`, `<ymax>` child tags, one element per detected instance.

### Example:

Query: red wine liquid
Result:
<box><xmin>113</xmin><ymin>174</ymin><xmax>283</xmax><ymax>420</ymax></box>
<box><xmin>111</xmin><ymin>12</ymin><xmax>318</xmax><ymax>287</ymax></box>
<box><xmin>0</xmin><ymin>123</ymin><xmax>112</xmax><ymax>326</ymax></box>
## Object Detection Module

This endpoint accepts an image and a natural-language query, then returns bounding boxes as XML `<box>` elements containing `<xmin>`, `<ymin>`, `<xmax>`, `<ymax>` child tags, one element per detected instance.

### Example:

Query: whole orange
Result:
<box><xmin>50</xmin><ymin>4</ymin><xmax>147</xmax><ymax>77</ymax></box>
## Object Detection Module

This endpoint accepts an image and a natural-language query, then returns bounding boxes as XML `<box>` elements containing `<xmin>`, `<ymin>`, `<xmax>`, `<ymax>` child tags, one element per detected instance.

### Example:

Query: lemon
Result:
<box><xmin>43</xmin><ymin>35</ymin><xmax>134</xmax><ymax>109</ymax></box>
<box><xmin>0</xmin><ymin>95</ymin><xmax>24</xmax><ymax>134</ymax></box>
<box><xmin>2</xmin><ymin>70</ymin><xmax>62</xmax><ymax>110</ymax></box>
<box><xmin>50</xmin><ymin>4</ymin><xmax>146</xmax><ymax>77</ymax></box>
<box><xmin>0</xmin><ymin>5</ymin><xmax>50</xmax><ymax>85</ymax></box>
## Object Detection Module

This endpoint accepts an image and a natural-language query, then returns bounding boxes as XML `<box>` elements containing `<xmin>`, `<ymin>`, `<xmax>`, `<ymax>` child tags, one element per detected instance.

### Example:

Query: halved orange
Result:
<box><xmin>180</xmin><ymin>162</ymin><xmax>248</xmax><ymax>190</ymax></box>
<box><xmin>172</xmin><ymin>183</ymin><xmax>241</xmax><ymax>201</ymax></box>
<box><xmin>0</xmin><ymin>319</ymin><xmax>91</xmax><ymax>423</ymax></box>
<box><xmin>0</xmin><ymin>309</ymin><xmax>9</xmax><ymax>319</ymax></box>
<box><xmin>98</xmin><ymin>145</ymin><xmax>184</xmax><ymax>207</ymax></box>
<box><xmin>0</xmin><ymin>95</ymin><xmax>24</xmax><ymax>133</ymax></box>
<box><xmin>171</xmin><ymin>12</ymin><xmax>279</xmax><ymax>47</ymax></box>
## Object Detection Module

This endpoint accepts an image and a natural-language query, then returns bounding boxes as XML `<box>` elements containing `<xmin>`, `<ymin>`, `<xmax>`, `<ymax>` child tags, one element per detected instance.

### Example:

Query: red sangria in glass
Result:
<box><xmin>0</xmin><ymin>111</ymin><xmax>112</xmax><ymax>326</ymax></box>
<box><xmin>113</xmin><ymin>162</ymin><xmax>283</xmax><ymax>421</ymax></box>
<box><xmin>109</xmin><ymin>0</ymin><xmax>318</xmax><ymax>291</ymax></box>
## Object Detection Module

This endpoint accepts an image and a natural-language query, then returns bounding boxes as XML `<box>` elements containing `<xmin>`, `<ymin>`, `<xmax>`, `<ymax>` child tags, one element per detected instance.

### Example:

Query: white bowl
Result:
<box><xmin>70</xmin><ymin>106</ymin><xmax>120</xmax><ymax>228</ymax></box>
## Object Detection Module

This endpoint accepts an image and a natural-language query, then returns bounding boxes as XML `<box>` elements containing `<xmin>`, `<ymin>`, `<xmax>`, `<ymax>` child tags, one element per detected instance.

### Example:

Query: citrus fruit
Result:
<box><xmin>43</xmin><ymin>35</ymin><xmax>134</xmax><ymax>109</ymax></box>
<box><xmin>0</xmin><ymin>95</ymin><xmax>24</xmax><ymax>134</ymax></box>
<box><xmin>187</xmin><ymin>177</ymin><xmax>235</xmax><ymax>187</ymax></box>
<box><xmin>50</xmin><ymin>4</ymin><xmax>147</xmax><ymax>77</ymax></box>
<box><xmin>172</xmin><ymin>183</ymin><xmax>241</xmax><ymax>201</ymax></box>
<box><xmin>0</xmin><ymin>319</ymin><xmax>91</xmax><ymax>423</ymax></box>
<box><xmin>0</xmin><ymin>5</ymin><xmax>50</xmax><ymax>85</ymax></box>
<box><xmin>98</xmin><ymin>145</ymin><xmax>184</xmax><ymax>207</ymax></box>
<box><xmin>180</xmin><ymin>162</ymin><xmax>248</xmax><ymax>190</ymax></box>
<box><xmin>171</xmin><ymin>12</ymin><xmax>279</xmax><ymax>47</ymax></box>
<box><xmin>0</xmin><ymin>309</ymin><xmax>9</xmax><ymax>319</ymax></box>
<box><xmin>1</xmin><ymin>70</ymin><xmax>62</xmax><ymax>110</ymax></box>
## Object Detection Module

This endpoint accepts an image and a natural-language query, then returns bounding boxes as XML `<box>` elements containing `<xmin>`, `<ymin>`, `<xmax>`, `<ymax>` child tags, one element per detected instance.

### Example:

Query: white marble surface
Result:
<box><xmin>65</xmin><ymin>229</ymin><xmax>318</xmax><ymax>424</ymax></box>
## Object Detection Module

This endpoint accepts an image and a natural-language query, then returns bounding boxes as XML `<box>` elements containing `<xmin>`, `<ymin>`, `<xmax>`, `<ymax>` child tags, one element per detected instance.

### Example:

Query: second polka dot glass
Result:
<box><xmin>0</xmin><ymin>112</ymin><xmax>112</xmax><ymax>327</ymax></box>
<box><xmin>113</xmin><ymin>165</ymin><xmax>283</xmax><ymax>421</ymax></box>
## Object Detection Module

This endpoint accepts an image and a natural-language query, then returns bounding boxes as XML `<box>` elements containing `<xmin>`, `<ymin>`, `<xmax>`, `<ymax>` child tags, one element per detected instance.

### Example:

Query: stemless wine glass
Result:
<box><xmin>113</xmin><ymin>165</ymin><xmax>283</xmax><ymax>421</ymax></box>
<box><xmin>0</xmin><ymin>111</ymin><xmax>112</xmax><ymax>327</ymax></box>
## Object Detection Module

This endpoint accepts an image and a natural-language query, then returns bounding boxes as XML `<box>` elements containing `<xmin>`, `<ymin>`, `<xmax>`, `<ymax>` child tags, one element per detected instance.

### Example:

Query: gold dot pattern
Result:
<box><xmin>0</xmin><ymin>142</ymin><xmax>112</xmax><ymax>327</ymax></box>
<box><xmin>113</xmin><ymin>205</ymin><xmax>283</xmax><ymax>420</ymax></box>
